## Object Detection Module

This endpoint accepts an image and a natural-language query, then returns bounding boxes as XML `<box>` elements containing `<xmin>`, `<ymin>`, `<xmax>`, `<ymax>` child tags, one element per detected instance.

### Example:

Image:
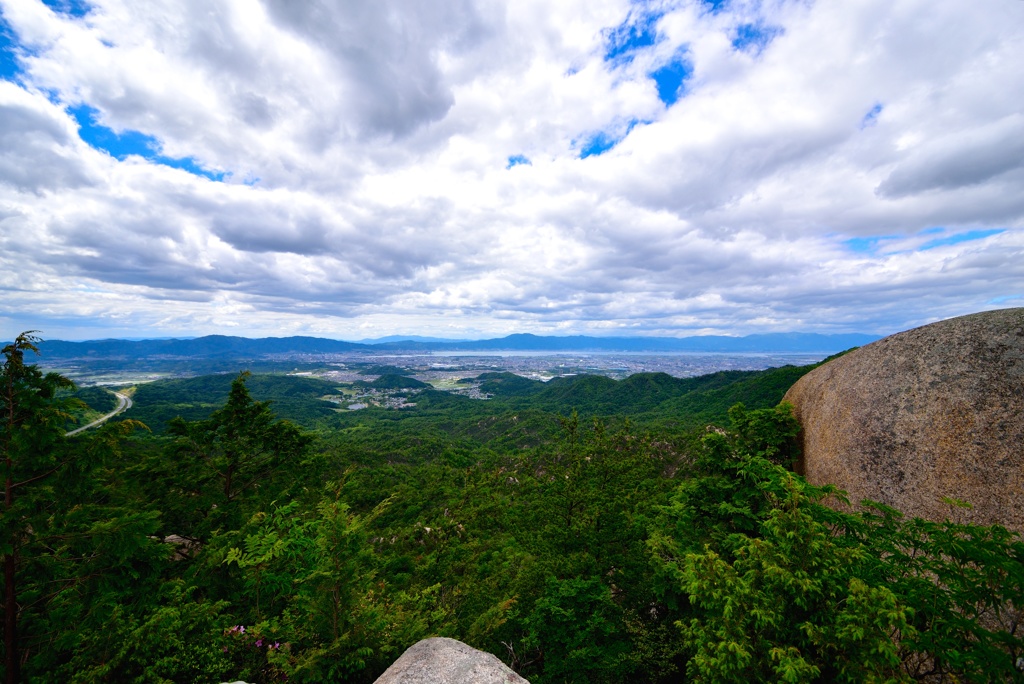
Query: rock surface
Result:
<box><xmin>373</xmin><ymin>637</ymin><xmax>529</xmax><ymax>684</ymax></box>
<box><xmin>783</xmin><ymin>308</ymin><xmax>1024</xmax><ymax>532</ymax></box>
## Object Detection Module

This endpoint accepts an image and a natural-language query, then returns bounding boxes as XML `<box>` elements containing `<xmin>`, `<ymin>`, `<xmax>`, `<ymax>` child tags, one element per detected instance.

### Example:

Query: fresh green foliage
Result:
<box><xmin>665</xmin><ymin>483</ymin><xmax>914</xmax><ymax>682</ymax></box>
<box><xmin>54</xmin><ymin>582</ymin><xmax>234</xmax><ymax>684</ymax></box>
<box><xmin>652</xmin><ymin>405</ymin><xmax>1024</xmax><ymax>683</ymax></box>
<box><xmin>865</xmin><ymin>505</ymin><xmax>1024</xmax><ymax>681</ymax></box>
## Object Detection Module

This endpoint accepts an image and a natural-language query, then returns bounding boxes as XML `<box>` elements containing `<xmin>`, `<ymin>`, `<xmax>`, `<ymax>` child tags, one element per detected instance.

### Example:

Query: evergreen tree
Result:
<box><xmin>1</xmin><ymin>332</ymin><xmax>76</xmax><ymax>683</ymax></box>
<box><xmin>163</xmin><ymin>371</ymin><xmax>313</xmax><ymax>539</ymax></box>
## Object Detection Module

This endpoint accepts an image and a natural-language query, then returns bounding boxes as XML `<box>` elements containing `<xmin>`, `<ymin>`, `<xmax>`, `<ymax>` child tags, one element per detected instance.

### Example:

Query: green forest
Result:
<box><xmin>2</xmin><ymin>333</ymin><xmax>1022</xmax><ymax>683</ymax></box>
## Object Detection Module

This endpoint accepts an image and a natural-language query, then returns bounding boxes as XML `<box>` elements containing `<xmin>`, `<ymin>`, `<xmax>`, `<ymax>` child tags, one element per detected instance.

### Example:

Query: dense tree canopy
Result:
<box><xmin>1</xmin><ymin>338</ymin><xmax>1021</xmax><ymax>683</ymax></box>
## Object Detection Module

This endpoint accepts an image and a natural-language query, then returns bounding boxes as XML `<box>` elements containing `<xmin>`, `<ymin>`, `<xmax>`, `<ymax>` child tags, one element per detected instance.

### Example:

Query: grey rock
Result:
<box><xmin>373</xmin><ymin>637</ymin><xmax>528</xmax><ymax>684</ymax></box>
<box><xmin>783</xmin><ymin>308</ymin><xmax>1024</xmax><ymax>532</ymax></box>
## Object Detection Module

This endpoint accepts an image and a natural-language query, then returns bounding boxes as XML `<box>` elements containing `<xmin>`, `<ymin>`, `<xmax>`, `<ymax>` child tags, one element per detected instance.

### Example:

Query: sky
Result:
<box><xmin>0</xmin><ymin>0</ymin><xmax>1022</xmax><ymax>342</ymax></box>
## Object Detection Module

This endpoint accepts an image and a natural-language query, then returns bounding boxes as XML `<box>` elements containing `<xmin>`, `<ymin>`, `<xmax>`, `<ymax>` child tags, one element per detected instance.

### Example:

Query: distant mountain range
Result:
<box><xmin>25</xmin><ymin>331</ymin><xmax>882</xmax><ymax>360</ymax></box>
<box><xmin>391</xmin><ymin>332</ymin><xmax>881</xmax><ymax>353</ymax></box>
<box><xmin>354</xmin><ymin>335</ymin><xmax>468</xmax><ymax>344</ymax></box>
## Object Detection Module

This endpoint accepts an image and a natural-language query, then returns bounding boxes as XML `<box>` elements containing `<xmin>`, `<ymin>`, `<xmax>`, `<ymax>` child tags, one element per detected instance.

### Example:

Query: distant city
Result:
<box><xmin>312</xmin><ymin>349</ymin><xmax>830</xmax><ymax>383</ymax></box>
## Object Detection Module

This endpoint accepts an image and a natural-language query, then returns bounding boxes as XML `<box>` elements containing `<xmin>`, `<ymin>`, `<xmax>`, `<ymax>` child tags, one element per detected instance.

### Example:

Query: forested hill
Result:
<box><xmin>476</xmin><ymin>366</ymin><xmax>812</xmax><ymax>417</ymax></box>
<box><xmin>31</xmin><ymin>331</ymin><xmax>879</xmax><ymax>360</ymax></box>
<box><xmin>107</xmin><ymin>363</ymin><xmax>821</xmax><ymax>434</ymax></box>
<box><xmin>110</xmin><ymin>373</ymin><xmax>344</xmax><ymax>432</ymax></box>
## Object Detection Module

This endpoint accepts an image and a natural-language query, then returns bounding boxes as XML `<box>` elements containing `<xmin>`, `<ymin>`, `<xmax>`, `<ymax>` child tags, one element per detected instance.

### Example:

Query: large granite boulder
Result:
<box><xmin>373</xmin><ymin>637</ymin><xmax>529</xmax><ymax>684</ymax></box>
<box><xmin>783</xmin><ymin>308</ymin><xmax>1024</xmax><ymax>532</ymax></box>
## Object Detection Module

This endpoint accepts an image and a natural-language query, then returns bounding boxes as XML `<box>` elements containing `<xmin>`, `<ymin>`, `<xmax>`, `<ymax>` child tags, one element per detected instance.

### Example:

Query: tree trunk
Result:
<box><xmin>4</xmin><ymin>474</ymin><xmax>17</xmax><ymax>684</ymax></box>
<box><xmin>224</xmin><ymin>465</ymin><xmax>233</xmax><ymax>501</ymax></box>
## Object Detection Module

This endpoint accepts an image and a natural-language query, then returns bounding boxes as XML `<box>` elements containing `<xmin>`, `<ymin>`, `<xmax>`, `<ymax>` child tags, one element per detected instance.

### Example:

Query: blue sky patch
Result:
<box><xmin>71</xmin><ymin>104</ymin><xmax>159</xmax><ymax>158</ymax></box>
<box><xmin>701</xmin><ymin>0</ymin><xmax>729</xmax><ymax>14</ymax></box>
<box><xmin>70</xmin><ymin>104</ymin><xmax>225</xmax><ymax>181</ymax></box>
<box><xmin>919</xmin><ymin>229</ymin><xmax>1004</xmax><ymax>250</ymax></box>
<box><xmin>603</xmin><ymin>10</ymin><xmax>659</xmax><ymax>64</ymax></box>
<box><xmin>40</xmin><ymin>87</ymin><xmax>65</xmax><ymax>105</ymax></box>
<box><xmin>1</xmin><ymin>16</ymin><xmax>22</xmax><ymax>81</ymax></box>
<box><xmin>580</xmin><ymin>132</ymin><xmax>617</xmax><ymax>159</ymax></box>
<box><xmin>732</xmin><ymin>23</ymin><xmax>783</xmax><ymax>54</ymax></box>
<box><xmin>506</xmin><ymin>154</ymin><xmax>531</xmax><ymax>169</ymax></box>
<box><xmin>41</xmin><ymin>0</ymin><xmax>91</xmax><ymax>18</ymax></box>
<box><xmin>158</xmin><ymin>157</ymin><xmax>226</xmax><ymax>181</ymax></box>
<box><xmin>650</xmin><ymin>52</ymin><xmax>692</xmax><ymax>106</ymax></box>
<box><xmin>843</xmin><ymin>236</ymin><xmax>896</xmax><ymax>254</ymax></box>
<box><xmin>579</xmin><ymin>119</ymin><xmax>643</xmax><ymax>159</ymax></box>
<box><xmin>861</xmin><ymin>103</ymin><xmax>883</xmax><ymax>128</ymax></box>
<box><xmin>843</xmin><ymin>228</ymin><xmax>1004</xmax><ymax>255</ymax></box>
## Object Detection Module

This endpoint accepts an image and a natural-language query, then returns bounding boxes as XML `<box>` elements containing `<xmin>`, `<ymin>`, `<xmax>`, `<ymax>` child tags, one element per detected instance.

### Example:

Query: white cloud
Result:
<box><xmin>0</xmin><ymin>80</ymin><xmax>98</xmax><ymax>191</ymax></box>
<box><xmin>0</xmin><ymin>0</ymin><xmax>1022</xmax><ymax>341</ymax></box>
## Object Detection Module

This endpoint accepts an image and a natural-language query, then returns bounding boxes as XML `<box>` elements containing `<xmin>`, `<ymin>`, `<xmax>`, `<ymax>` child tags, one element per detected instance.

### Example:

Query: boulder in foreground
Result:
<box><xmin>783</xmin><ymin>307</ymin><xmax>1024</xmax><ymax>532</ymax></box>
<box><xmin>373</xmin><ymin>637</ymin><xmax>529</xmax><ymax>684</ymax></box>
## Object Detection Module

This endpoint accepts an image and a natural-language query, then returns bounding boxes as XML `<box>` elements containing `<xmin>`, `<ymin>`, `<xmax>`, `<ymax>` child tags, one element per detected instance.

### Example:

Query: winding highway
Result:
<box><xmin>66</xmin><ymin>390</ymin><xmax>133</xmax><ymax>437</ymax></box>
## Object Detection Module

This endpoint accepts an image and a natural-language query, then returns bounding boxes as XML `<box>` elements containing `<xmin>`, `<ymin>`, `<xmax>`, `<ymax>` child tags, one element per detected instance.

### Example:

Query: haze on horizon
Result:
<box><xmin>1</xmin><ymin>0</ymin><xmax>1022</xmax><ymax>343</ymax></box>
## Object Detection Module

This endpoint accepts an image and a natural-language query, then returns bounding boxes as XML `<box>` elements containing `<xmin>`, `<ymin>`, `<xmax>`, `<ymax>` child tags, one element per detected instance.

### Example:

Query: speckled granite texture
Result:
<box><xmin>373</xmin><ymin>637</ymin><xmax>528</xmax><ymax>684</ymax></box>
<box><xmin>783</xmin><ymin>308</ymin><xmax>1024</xmax><ymax>532</ymax></box>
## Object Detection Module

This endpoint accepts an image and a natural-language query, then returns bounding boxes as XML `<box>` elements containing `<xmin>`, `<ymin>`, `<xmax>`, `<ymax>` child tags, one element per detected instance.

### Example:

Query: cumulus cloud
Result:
<box><xmin>0</xmin><ymin>0</ymin><xmax>1022</xmax><ymax>340</ymax></box>
<box><xmin>0</xmin><ymin>81</ymin><xmax>97</xmax><ymax>191</ymax></box>
<box><xmin>877</xmin><ymin>116</ymin><xmax>1024</xmax><ymax>197</ymax></box>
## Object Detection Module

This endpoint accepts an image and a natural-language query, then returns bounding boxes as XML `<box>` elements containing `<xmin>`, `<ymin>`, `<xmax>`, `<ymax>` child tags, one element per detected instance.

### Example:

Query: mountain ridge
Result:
<box><xmin>29</xmin><ymin>331</ymin><xmax>880</xmax><ymax>359</ymax></box>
